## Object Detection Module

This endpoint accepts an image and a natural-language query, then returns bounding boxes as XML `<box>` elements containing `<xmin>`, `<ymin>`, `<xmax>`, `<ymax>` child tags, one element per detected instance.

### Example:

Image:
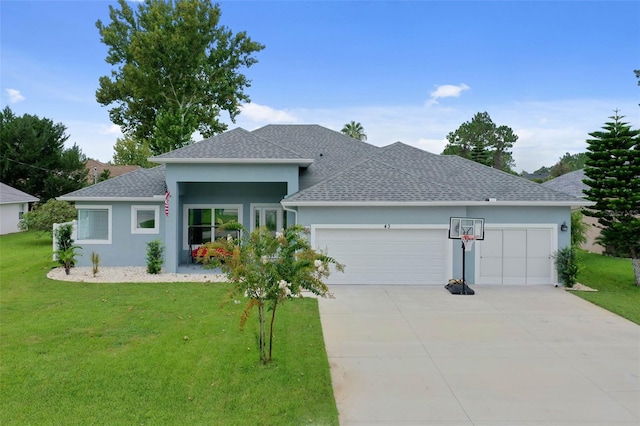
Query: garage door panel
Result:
<box><xmin>315</xmin><ymin>228</ymin><xmax>448</xmax><ymax>285</ymax></box>
<box><xmin>477</xmin><ymin>227</ymin><xmax>555</xmax><ymax>285</ymax></box>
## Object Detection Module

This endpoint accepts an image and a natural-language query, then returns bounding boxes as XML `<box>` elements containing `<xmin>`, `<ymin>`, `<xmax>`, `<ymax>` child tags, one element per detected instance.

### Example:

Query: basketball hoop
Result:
<box><xmin>461</xmin><ymin>235</ymin><xmax>477</xmax><ymax>252</ymax></box>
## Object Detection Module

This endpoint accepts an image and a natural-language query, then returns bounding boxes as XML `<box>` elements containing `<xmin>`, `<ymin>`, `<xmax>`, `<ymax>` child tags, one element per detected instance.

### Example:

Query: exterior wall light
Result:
<box><xmin>560</xmin><ymin>221</ymin><xmax>568</xmax><ymax>232</ymax></box>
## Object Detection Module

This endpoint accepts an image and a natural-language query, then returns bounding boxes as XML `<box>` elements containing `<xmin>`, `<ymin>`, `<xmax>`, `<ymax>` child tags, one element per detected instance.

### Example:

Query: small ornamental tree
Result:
<box><xmin>200</xmin><ymin>225</ymin><xmax>344</xmax><ymax>364</ymax></box>
<box><xmin>19</xmin><ymin>199</ymin><xmax>76</xmax><ymax>234</ymax></box>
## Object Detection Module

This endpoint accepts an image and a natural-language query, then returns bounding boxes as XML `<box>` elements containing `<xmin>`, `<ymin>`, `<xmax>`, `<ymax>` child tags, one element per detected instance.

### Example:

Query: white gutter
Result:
<box><xmin>281</xmin><ymin>200</ymin><xmax>594</xmax><ymax>208</ymax></box>
<box><xmin>57</xmin><ymin>196</ymin><xmax>163</xmax><ymax>202</ymax></box>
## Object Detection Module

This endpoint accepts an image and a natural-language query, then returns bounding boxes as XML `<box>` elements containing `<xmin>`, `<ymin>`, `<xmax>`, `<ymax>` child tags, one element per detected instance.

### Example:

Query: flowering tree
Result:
<box><xmin>198</xmin><ymin>225</ymin><xmax>343</xmax><ymax>364</ymax></box>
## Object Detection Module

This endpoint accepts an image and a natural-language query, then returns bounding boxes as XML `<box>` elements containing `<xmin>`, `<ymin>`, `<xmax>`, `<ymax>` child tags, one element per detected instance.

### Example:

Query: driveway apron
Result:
<box><xmin>318</xmin><ymin>285</ymin><xmax>640</xmax><ymax>426</ymax></box>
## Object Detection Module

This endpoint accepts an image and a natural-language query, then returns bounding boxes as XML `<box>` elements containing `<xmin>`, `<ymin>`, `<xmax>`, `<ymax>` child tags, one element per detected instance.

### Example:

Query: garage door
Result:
<box><xmin>477</xmin><ymin>227</ymin><xmax>555</xmax><ymax>284</ymax></box>
<box><xmin>313</xmin><ymin>227</ymin><xmax>449</xmax><ymax>285</ymax></box>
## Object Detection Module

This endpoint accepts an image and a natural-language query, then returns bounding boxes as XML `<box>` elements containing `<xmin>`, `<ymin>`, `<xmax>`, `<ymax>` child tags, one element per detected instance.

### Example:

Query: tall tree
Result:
<box><xmin>0</xmin><ymin>107</ymin><xmax>87</xmax><ymax>201</ymax></box>
<box><xmin>112</xmin><ymin>135</ymin><xmax>153</xmax><ymax>168</ymax></box>
<box><xmin>341</xmin><ymin>121</ymin><xmax>367</xmax><ymax>141</ymax></box>
<box><xmin>583</xmin><ymin>111</ymin><xmax>640</xmax><ymax>286</ymax></box>
<box><xmin>442</xmin><ymin>112</ymin><xmax>517</xmax><ymax>172</ymax></box>
<box><xmin>96</xmin><ymin>0</ymin><xmax>265</xmax><ymax>155</ymax></box>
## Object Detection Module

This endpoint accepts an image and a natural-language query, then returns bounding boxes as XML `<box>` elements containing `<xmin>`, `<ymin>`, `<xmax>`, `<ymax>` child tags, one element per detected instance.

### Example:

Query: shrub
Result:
<box><xmin>90</xmin><ymin>252</ymin><xmax>100</xmax><ymax>277</ymax></box>
<box><xmin>54</xmin><ymin>223</ymin><xmax>81</xmax><ymax>275</ymax></box>
<box><xmin>571</xmin><ymin>210</ymin><xmax>588</xmax><ymax>247</ymax></box>
<box><xmin>554</xmin><ymin>246</ymin><xmax>579</xmax><ymax>287</ymax></box>
<box><xmin>19</xmin><ymin>199</ymin><xmax>76</xmax><ymax>234</ymax></box>
<box><xmin>146</xmin><ymin>240</ymin><xmax>164</xmax><ymax>274</ymax></box>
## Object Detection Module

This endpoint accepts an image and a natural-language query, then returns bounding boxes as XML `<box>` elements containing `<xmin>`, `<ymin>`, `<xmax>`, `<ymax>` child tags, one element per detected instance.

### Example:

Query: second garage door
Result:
<box><xmin>477</xmin><ymin>227</ymin><xmax>556</xmax><ymax>284</ymax></box>
<box><xmin>313</xmin><ymin>227</ymin><xmax>450</xmax><ymax>285</ymax></box>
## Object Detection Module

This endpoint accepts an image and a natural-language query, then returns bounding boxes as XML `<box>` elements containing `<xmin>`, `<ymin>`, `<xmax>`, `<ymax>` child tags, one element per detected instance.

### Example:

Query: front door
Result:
<box><xmin>252</xmin><ymin>204</ymin><xmax>284</xmax><ymax>235</ymax></box>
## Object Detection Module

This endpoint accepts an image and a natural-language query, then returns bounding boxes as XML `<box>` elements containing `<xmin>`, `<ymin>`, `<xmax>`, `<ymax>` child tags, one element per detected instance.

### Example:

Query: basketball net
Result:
<box><xmin>461</xmin><ymin>235</ymin><xmax>476</xmax><ymax>252</ymax></box>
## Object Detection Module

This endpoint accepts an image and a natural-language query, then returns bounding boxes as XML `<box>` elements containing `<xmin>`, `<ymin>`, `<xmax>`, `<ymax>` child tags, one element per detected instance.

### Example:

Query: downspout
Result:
<box><xmin>282</xmin><ymin>204</ymin><xmax>298</xmax><ymax>225</ymax></box>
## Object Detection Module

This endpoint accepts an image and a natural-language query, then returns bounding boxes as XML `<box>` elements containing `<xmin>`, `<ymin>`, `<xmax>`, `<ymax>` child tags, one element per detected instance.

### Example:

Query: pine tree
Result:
<box><xmin>583</xmin><ymin>111</ymin><xmax>640</xmax><ymax>286</ymax></box>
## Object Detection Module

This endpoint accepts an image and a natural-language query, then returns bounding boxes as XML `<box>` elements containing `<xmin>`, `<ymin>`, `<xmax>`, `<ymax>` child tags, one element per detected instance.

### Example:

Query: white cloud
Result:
<box><xmin>100</xmin><ymin>123</ymin><xmax>122</xmax><ymax>136</ymax></box>
<box><xmin>427</xmin><ymin>84</ymin><xmax>470</xmax><ymax>105</ymax></box>
<box><xmin>239</xmin><ymin>103</ymin><xmax>297</xmax><ymax>123</ymax></box>
<box><xmin>5</xmin><ymin>88</ymin><xmax>25</xmax><ymax>103</ymax></box>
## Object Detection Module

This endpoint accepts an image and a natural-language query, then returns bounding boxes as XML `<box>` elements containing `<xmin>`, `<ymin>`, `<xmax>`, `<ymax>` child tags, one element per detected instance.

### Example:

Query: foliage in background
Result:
<box><xmin>0</xmin><ymin>231</ymin><xmax>338</xmax><ymax>425</ymax></box>
<box><xmin>341</xmin><ymin>121</ymin><xmax>367</xmax><ymax>141</ymax></box>
<box><xmin>19</xmin><ymin>199</ymin><xmax>77</xmax><ymax>234</ymax></box>
<box><xmin>54</xmin><ymin>223</ymin><xmax>80</xmax><ymax>275</ymax></box>
<box><xmin>112</xmin><ymin>135</ymin><xmax>153</xmax><ymax>167</ymax></box>
<box><xmin>146</xmin><ymin>240</ymin><xmax>164</xmax><ymax>274</ymax></box>
<box><xmin>442</xmin><ymin>111</ymin><xmax>518</xmax><ymax>172</ymax></box>
<box><xmin>549</xmin><ymin>152</ymin><xmax>588</xmax><ymax>178</ymax></box>
<box><xmin>583</xmin><ymin>111</ymin><xmax>640</xmax><ymax>286</ymax></box>
<box><xmin>571</xmin><ymin>210</ymin><xmax>588</xmax><ymax>247</ymax></box>
<box><xmin>0</xmin><ymin>107</ymin><xmax>87</xmax><ymax>200</ymax></box>
<box><xmin>554</xmin><ymin>246</ymin><xmax>579</xmax><ymax>288</ymax></box>
<box><xmin>96</xmin><ymin>0</ymin><xmax>265</xmax><ymax>154</ymax></box>
<box><xmin>199</xmin><ymin>225</ymin><xmax>344</xmax><ymax>364</ymax></box>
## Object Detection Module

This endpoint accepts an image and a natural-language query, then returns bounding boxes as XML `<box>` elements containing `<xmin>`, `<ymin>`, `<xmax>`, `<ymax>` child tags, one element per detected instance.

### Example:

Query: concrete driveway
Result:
<box><xmin>318</xmin><ymin>285</ymin><xmax>640</xmax><ymax>425</ymax></box>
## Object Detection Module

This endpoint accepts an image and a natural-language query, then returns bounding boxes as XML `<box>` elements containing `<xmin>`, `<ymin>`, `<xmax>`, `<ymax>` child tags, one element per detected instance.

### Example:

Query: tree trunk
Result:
<box><xmin>268</xmin><ymin>302</ymin><xmax>278</xmax><ymax>361</ymax></box>
<box><xmin>257</xmin><ymin>301</ymin><xmax>267</xmax><ymax>364</ymax></box>
<box><xmin>631</xmin><ymin>248</ymin><xmax>640</xmax><ymax>287</ymax></box>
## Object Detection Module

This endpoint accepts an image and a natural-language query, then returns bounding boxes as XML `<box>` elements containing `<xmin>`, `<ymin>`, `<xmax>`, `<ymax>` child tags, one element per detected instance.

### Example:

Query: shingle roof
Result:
<box><xmin>251</xmin><ymin>124</ymin><xmax>380</xmax><ymax>188</ymax></box>
<box><xmin>0</xmin><ymin>183</ymin><xmax>39</xmax><ymax>204</ymax></box>
<box><xmin>57</xmin><ymin>125</ymin><xmax>585</xmax><ymax>205</ymax></box>
<box><xmin>150</xmin><ymin>127</ymin><xmax>308</xmax><ymax>162</ymax></box>
<box><xmin>542</xmin><ymin>169</ymin><xmax>588</xmax><ymax>199</ymax></box>
<box><xmin>284</xmin><ymin>142</ymin><xmax>583</xmax><ymax>204</ymax></box>
<box><xmin>59</xmin><ymin>166</ymin><xmax>166</xmax><ymax>199</ymax></box>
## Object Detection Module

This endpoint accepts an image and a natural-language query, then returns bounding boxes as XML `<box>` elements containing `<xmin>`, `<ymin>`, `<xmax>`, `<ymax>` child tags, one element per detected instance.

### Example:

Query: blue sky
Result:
<box><xmin>2</xmin><ymin>0</ymin><xmax>639</xmax><ymax>173</ymax></box>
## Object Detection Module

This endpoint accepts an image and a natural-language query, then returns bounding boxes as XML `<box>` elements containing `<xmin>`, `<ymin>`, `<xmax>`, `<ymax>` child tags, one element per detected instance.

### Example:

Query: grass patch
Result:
<box><xmin>573</xmin><ymin>249</ymin><xmax>640</xmax><ymax>325</ymax></box>
<box><xmin>0</xmin><ymin>232</ymin><xmax>338</xmax><ymax>425</ymax></box>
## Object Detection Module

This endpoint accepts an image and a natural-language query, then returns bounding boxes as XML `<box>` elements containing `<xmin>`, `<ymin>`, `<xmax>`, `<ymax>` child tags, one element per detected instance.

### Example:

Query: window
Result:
<box><xmin>77</xmin><ymin>205</ymin><xmax>112</xmax><ymax>244</ymax></box>
<box><xmin>184</xmin><ymin>205</ymin><xmax>242</xmax><ymax>249</ymax></box>
<box><xmin>251</xmin><ymin>204</ymin><xmax>284</xmax><ymax>235</ymax></box>
<box><xmin>18</xmin><ymin>203</ymin><xmax>25</xmax><ymax>219</ymax></box>
<box><xmin>131</xmin><ymin>205</ymin><xmax>160</xmax><ymax>234</ymax></box>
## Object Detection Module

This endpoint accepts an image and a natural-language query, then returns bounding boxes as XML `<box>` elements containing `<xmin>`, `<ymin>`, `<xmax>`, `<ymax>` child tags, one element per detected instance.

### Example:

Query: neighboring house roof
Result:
<box><xmin>85</xmin><ymin>159</ymin><xmax>140</xmax><ymax>182</ymax></box>
<box><xmin>542</xmin><ymin>169</ymin><xmax>588</xmax><ymax>199</ymax></box>
<box><xmin>59</xmin><ymin>166</ymin><xmax>166</xmax><ymax>201</ymax></box>
<box><xmin>59</xmin><ymin>125</ymin><xmax>588</xmax><ymax>206</ymax></box>
<box><xmin>0</xmin><ymin>182</ymin><xmax>38</xmax><ymax>205</ymax></box>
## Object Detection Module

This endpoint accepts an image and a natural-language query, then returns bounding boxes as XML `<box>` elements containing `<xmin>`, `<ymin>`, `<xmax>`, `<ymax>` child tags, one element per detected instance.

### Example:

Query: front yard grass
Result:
<box><xmin>574</xmin><ymin>249</ymin><xmax>640</xmax><ymax>325</ymax></box>
<box><xmin>0</xmin><ymin>232</ymin><xmax>338</xmax><ymax>425</ymax></box>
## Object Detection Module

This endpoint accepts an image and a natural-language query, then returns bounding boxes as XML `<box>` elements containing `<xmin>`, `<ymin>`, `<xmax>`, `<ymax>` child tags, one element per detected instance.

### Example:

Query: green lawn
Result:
<box><xmin>0</xmin><ymin>232</ymin><xmax>338</xmax><ymax>425</ymax></box>
<box><xmin>573</xmin><ymin>249</ymin><xmax>640</xmax><ymax>325</ymax></box>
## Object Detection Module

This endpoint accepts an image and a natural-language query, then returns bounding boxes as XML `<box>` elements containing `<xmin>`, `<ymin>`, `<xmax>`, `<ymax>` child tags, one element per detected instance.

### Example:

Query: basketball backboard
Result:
<box><xmin>448</xmin><ymin>217</ymin><xmax>485</xmax><ymax>240</ymax></box>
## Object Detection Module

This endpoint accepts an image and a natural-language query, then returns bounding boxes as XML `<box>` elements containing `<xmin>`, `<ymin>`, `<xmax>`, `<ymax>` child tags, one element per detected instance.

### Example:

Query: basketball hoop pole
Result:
<box><xmin>461</xmin><ymin>240</ymin><xmax>469</xmax><ymax>294</ymax></box>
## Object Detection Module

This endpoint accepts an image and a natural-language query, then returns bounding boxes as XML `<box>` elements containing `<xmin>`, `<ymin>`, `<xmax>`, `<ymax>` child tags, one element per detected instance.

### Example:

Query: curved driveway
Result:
<box><xmin>319</xmin><ymin>285</ymin><xmax>640</xmax><ymax>425</ymax></box>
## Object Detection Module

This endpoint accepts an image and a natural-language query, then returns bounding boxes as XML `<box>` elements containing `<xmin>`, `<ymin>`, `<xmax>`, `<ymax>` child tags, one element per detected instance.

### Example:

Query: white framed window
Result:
<box><xmin>18</xmin><ymin>203</ymin><xmax>26</xmax><ymax>219</ymax></box>
<box><xmin>250</xmin><ymin>203</ymin><xmax>284</xmax><ymax>235</ymax></box>
<box><xmin>76</xmin><ymin>205</ymin><xmax>112</xmax><ymax>244</ymax></box>
<box><xmin>183</xmin><ymin>204</ymin><xmax>242</xmax><ymax>249</ymax></box>
<box><xmin>131</xmin><ymin>205</ymin><xmax>160</xmax><ymax>234</ymax></box>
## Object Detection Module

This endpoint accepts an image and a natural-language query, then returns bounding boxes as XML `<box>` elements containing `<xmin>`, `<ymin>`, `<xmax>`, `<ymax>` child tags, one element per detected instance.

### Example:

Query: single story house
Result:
<box><xmin>59</xmin><ymin>124</ymin><xmax>588</xmax><ymax>285</ymax></box>
<box><xmin>85</xmin><ymin>159</ymin><xmax>141</xmax><ymax>184</ymax></box>
<box><xmin>542</xmin><ymin>169</ymin><xmax>603</xmax><ymax>254</ymax></box>
<box><xmin>0</xmin><ymin>182</ymin><xmax>38</xmax><ymax>235</ymax></box>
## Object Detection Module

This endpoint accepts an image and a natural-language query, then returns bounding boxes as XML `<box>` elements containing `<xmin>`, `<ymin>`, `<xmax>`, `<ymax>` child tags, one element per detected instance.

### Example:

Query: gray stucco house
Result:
<box><xmin>59</xmin><ymin>124</ymin><xmax>587</xmax><ymax>285</ymax></box>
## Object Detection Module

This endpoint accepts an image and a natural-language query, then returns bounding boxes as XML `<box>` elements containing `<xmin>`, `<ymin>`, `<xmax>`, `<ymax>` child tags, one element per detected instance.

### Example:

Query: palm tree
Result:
<box><xmin>341</xmin><ymin>121</ymin><xmax>367</xmax><ymax>141</ymax></box>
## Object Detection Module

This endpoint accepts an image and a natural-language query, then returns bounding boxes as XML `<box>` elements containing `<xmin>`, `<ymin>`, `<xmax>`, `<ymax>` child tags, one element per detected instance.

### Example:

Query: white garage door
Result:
<box><xmin>477</xmin><ymin>227</ymin><xmax>555</xmax><ymax>284</ymax></box>
<box><xmin>313</xmin><ymin>227</ymin><xmax>449</xmax><ymax>285</ymax></box>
